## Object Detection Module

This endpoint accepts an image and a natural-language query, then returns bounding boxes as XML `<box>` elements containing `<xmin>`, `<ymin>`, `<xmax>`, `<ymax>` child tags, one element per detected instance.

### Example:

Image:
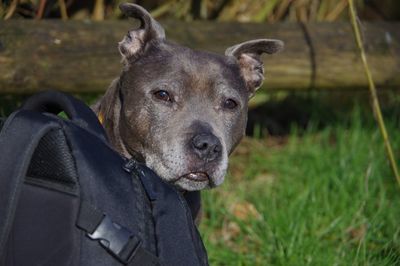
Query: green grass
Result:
<box><xmin>200</xmin><ymin>108</ymin><xmax>400</xmax><ymax>266</ymax></box>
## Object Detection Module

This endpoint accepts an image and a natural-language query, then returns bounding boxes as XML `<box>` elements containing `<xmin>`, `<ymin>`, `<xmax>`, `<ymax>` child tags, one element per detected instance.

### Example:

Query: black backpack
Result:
<box><xmin>0</xmin><ymin>90</ymin><xmax>208</xmax><ymax>266</ymax></box>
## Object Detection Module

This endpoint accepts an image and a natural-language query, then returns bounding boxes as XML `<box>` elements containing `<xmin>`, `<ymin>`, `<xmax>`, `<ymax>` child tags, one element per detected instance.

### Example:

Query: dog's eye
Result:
<box><xmin>223</xmin><ymin>99</ymin><xmax>238</xmax><ymax>109</ymax></box>
<box><xmin>153</xmin><ymin>90</ymin><xmax>172</xmax><ymax>102</ymax></box>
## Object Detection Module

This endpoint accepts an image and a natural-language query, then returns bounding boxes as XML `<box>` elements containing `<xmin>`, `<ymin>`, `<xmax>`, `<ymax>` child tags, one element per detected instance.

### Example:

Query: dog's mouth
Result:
<box><xmin>180</xmin><ymin>172</ymin><xmax>209</xmax><ymax>182</ymax></box>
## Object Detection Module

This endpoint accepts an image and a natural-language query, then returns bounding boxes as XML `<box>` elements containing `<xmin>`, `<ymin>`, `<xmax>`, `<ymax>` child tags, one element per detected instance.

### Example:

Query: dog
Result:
<box><xmin>93</xmin><ymin>3</ymin><xmax>283</xmax><ymax>193</ymax></box>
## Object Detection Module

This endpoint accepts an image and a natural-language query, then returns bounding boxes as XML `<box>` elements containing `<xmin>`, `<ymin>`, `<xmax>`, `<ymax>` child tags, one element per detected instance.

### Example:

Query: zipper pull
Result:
<box><xmin>122</xmin><ymin>158</ymin><xmax>137</xmax><ymax>173</ymax></box>
<box><xmin>123</xmin><ymin>158</ymin><xmax>146</xmax><ymax>178</ymax></box>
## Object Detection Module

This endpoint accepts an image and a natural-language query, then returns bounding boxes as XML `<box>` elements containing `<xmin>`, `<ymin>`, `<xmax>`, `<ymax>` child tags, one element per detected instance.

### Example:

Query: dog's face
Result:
<box><xmin>119</xmin><ymin>43</ymin><xmax>249</xmax><ymax>191</ymax></box>
<box><xmin>96</xmin><ymin>4</ymin><xmax>283</xmax><ymax>191</ymax></box>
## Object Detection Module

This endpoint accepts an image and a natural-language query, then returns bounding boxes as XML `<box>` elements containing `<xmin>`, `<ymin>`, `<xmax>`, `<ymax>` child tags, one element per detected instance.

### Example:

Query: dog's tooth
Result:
<box><xmin>188</xmin><ymin>173</ymin><xmax>196</xmax><ymax>178</ymax></box>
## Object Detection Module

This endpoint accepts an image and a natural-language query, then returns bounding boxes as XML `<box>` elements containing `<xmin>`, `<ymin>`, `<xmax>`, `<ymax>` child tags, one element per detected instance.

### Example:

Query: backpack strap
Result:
<box><xmin>21</xmin><ymin>90</ymin><xmax>107</xmax><ymax>142</ymax></box>
<box><xmin>0</xmin><ymin>110</ymin><xmax>60</xmax><ymax>256</ymax></box>
<box><xmin>123</xmin><ymin>160</ymin><xmax>209</xmax><ymax>266</ymax></box>
<box><xmin>76</xmin><ymin>201</ymin><xmax>159</xmax><ymax>266</ymax></box>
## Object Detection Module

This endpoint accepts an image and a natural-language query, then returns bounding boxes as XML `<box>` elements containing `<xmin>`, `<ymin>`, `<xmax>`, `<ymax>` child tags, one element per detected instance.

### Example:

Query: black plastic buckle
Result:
<box><xmin>88</xmin><ymin>215</ymin><xmax>142</xmax><ymax>264</ymax></box>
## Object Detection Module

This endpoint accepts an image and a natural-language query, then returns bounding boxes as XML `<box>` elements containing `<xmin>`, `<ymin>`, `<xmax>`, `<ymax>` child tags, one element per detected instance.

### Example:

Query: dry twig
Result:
<box><xmin>36</xmin><ymin>0</ymin><xmax>47</xmax><ymax>19</ymax></box>
<box><xmin>348</xmin><ymin>0</ymin><xmax>400</xmax><ymax>186</ymax></box>
<box><xmin>58</xmin><ymin>0</ymin><xmax>68</xmax><ymax>20</ymax></box>
<box><xmin>4</xmin><ymin>0</ymin><xmax>18</xmax><ymax>20</ymax></box>
<box><xmin>92</xmin><ymin>0</ymin><xmax>104</xmax><ymax>21</ymax></box>
<box><xmin>326</xmin><ymin>0</ymin><xmax>348</xmax><ymax>21</ymax></box>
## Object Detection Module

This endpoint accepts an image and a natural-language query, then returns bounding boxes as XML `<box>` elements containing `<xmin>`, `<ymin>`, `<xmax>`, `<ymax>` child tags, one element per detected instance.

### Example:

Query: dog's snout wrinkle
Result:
<box><xmin>191</xmin><ymin>133</ymin><xmax>222</xmax><ymax>162</ymax></box>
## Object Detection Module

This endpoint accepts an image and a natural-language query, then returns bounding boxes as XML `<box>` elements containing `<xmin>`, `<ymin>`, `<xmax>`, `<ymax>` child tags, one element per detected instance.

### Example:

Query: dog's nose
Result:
<box><xmin>191</xmin><ymin>133</ymin><xmax>222</xmax><ymax>162</ymax></box>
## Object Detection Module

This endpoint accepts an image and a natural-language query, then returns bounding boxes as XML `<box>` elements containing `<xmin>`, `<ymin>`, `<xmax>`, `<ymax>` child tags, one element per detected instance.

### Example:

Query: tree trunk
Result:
<box><xmin>0</xmin><ymin>20</ymin><xmax>399</xmax><ymax>94</ymax></box>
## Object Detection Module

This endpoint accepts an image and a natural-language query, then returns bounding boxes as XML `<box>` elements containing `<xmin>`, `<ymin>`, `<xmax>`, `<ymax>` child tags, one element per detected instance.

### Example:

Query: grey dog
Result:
<box><xmin>93</xmin><ymin>3</ymin><xmax>283</xmax><ymax>192</ymax></box>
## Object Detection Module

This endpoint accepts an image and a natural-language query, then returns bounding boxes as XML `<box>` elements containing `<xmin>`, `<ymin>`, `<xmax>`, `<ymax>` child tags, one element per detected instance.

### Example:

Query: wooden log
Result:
<box><xmin>0</xmin><ymin>20</ymin><xmax>399</xmax><ymax>94</ymax></box>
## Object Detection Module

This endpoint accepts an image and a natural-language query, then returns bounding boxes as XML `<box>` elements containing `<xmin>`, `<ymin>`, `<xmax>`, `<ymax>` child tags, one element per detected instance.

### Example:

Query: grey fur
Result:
<box><xmin>94</xmin><ymin>3</ymin><xmax>284</xmax><ymax>191</ymax></box>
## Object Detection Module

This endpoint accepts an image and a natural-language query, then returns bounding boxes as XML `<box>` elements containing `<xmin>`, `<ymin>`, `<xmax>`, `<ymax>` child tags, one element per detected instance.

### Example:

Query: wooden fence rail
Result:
<box><xmin>0</xmin><ymin>20</ymin><xmax>399</xmax><ymax>94</ymax></box>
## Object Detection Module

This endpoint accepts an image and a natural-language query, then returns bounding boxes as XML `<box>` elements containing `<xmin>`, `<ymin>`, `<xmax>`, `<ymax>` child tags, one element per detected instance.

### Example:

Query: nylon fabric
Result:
<box><xmin>21</xmin><ymin>90</ymin><xmax>107</xmax><ymax>142</ymax></box>
<box><xmin>0</xmin><ymin>118</ymin><xmax>5</xmax><ymax>131</ymax></box>
<box><xmin>0</xmin><ymin>111</ymin><xmax>60</xmax><ymax>255</ymax></box>
<box><xmin>63</xmin><ymin>123</ymin><xmax>155</xmax><ymax>265</ymax></box>
<box><xmin>3</xmin><ymin>183</ymin><xmax>79</xmax><ymax>266</ymax></box>
<box><xmin>135</xmin><ymin>163</ymin><xmax>209</xmax><ymax>266</ymax></box>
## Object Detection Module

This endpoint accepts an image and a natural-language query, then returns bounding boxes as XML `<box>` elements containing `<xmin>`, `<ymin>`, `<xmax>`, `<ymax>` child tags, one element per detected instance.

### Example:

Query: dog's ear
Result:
<box><xmin>225</xmin><ymin>39</ymin><xmax>284</xmax><ymax>98</ymax></box>
<box><xmin>92</xmin><ymin>79</ymin><xmax>121</xmax><ymax>131</ymax></box>
<box><xmin>118</xmin><ymin>3</ymin><xmax>165</xmax><ymax>63</ymax></box>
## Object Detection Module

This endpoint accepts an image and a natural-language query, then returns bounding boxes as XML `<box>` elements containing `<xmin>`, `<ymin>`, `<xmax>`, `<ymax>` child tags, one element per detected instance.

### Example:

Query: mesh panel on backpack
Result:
<box><xmin>27</xmin><ymin>129</ymin><xmax>77</xmax><ymax>189</ymax></box>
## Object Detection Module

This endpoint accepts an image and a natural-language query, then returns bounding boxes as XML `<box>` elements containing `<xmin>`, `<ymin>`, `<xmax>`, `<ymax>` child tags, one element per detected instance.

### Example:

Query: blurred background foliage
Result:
<box><xmin>1</xmin><ymin>0</ymin><xmax>400</xmax><ymax>22</ymax></box>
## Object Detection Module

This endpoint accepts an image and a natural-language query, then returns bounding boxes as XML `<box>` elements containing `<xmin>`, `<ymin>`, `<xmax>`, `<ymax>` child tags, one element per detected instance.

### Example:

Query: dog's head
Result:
<box><xmin>96</xmin><ymin>3</ymin><xmax>283</xmax><ymax>191</ymax></box>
